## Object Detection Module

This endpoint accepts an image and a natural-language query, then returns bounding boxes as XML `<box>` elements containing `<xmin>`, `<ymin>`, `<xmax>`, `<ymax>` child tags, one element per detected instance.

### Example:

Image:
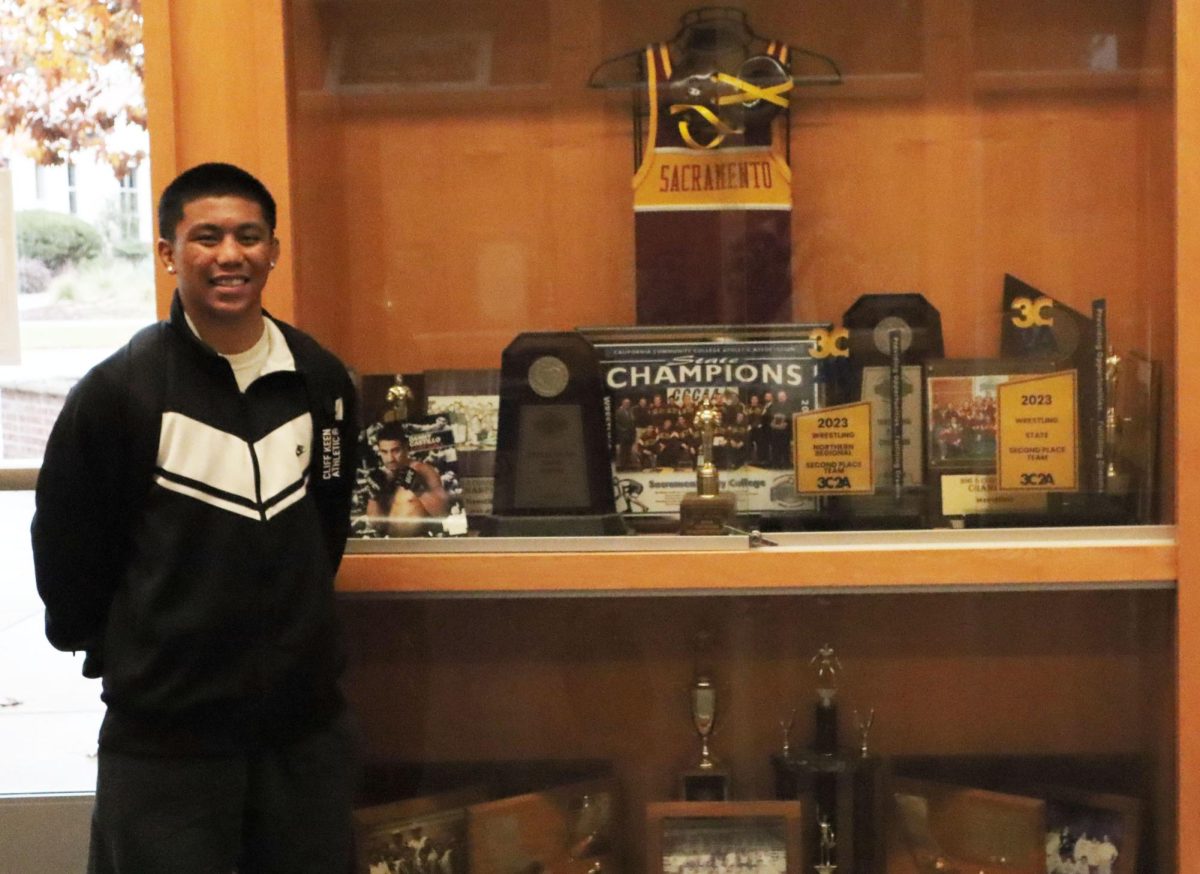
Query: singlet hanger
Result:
<box><xmin>586</xmin><ymin>6</ymin><xmax>842</xmax><ymax>90</ymax></box>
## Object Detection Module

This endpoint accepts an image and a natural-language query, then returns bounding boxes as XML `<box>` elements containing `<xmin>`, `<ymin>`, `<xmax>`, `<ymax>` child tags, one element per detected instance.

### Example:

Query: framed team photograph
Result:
<box><xmin>580</xmin><ymin>323</ymin><xmax>833</xmax><ymax>520</ymax></box>
<box><xmin>353</xmin><ymin>786</ymin><xmax>487</xmax><ymax>874</ymax></box>
<box><xmin>1036</xmin><ymin>785</ymin><xmax>1140</xmax><ymax>874</ymax></box>
<box><xmin>645</xmin><ymin>801</ymin><xmax>804</xmax><ymax>874</ymax></box>
<box><xmin>469</xmin><ymin>776</ymin><xmax>619</xmax><ymax>874</ymax></box>
<box><xmin>890</xmin><ymin>778</ymin><xmax>1044</xmax><ymax>874</ymax></box>
<box><xmin>924</xmin><ymin>358</ymin><xmax>1057</xmax><ymax>473</ymax></box>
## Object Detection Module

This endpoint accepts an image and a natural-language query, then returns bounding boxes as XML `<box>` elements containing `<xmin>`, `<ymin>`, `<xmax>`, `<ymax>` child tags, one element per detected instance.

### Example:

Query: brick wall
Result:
<box><xmin>0</xmin><ymin>383</ymin><xmax>71</xmax><ymax>460</ymax></box>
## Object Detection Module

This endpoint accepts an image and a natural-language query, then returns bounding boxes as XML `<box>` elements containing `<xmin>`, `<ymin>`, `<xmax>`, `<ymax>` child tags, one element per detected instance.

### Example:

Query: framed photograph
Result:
<box><xmin>469</xmin><ymin>776</ymin><xmax>618</xmax><ymax>874</ymax></box>
<box><xmin>889</xmin><ymin>777</ymin><xmax>1044</xmax><ymax>874</ymax></box>
<box><xmin>424</xmin><ymin>368</ymin><xmax>501</xmax><ymax>517</ymax></box>
<box><xmin>353</xmin><ymin>786</ymin><xmax>488</xmax><ymax>874</ymax></box>
<box><xmin>327</xmin><ymin>29</ymin><xmax>493</xmax><ymax>93</ymax></box>
<box><xmin>580</xmin><ymin>323</ymin><xmax>832</xmax><ymax>519</ymax></box>
<box><xmin>1037</xmin><ymin>785</ymin><xmax>1140</xmax><ymax>874</ymax></box>
<box><xmin>646</xmin><ymin>801</ymin><xmax>805</xmax><ymax>874</ymax></box>
<box><xmin>924</xmin><ymin>358</ymin><xmax>1057</xmax><ymax>473</ymax></box>
<box><xmin>350</xmin><ymin>373</ymin><xmax>469</xmax><ymax>539</ymax></box>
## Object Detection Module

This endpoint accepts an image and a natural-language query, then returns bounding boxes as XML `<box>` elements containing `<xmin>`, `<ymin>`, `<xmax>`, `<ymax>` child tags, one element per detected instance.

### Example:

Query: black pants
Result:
<box><xmin>88</xmin><ymin>711</ymin><xmax>360</xmax><ymax>874</ymax></box>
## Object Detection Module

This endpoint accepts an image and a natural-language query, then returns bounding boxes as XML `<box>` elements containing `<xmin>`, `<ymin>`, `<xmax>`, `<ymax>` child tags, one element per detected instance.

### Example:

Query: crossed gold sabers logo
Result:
<box><xmin>669</xmin><ymin>73</ymin><xmax>793</xmax><ymax>149</ymax></box>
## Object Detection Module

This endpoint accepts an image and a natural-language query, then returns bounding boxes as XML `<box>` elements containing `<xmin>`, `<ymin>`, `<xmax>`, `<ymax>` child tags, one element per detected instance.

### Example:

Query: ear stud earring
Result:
<box><xmin>166</xmin><ymin>265</ymin><xmax>175</xmax><ymax>274</ymax></box>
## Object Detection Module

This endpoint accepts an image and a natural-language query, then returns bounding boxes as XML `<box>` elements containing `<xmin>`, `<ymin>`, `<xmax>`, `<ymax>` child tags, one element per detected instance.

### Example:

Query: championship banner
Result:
<box><xmin>585</xmin><ymin>326</ymin><xmax>828</xmax><ymax>517</ymax></box>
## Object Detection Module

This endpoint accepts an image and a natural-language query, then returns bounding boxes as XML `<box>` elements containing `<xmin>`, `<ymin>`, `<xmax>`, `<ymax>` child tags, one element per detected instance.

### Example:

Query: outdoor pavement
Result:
<box><xmin>0</xmin><ymin>490</ymin><xmax>103</xmax><ymax>796</ymax></box>
<box><xmin>0</xmin><ymin>324</ymin><xmax>144</xmax><ymax>797</ymax></box>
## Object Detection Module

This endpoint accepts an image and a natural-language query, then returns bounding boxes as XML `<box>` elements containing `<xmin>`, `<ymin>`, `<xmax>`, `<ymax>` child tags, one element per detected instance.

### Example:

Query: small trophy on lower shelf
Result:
<box><xmin>679</xmin><ymin>405</ymin><xmax>737</xmax><ymax>535</ymax></box>
<box><xmin>811</xmin><ymin>643</ymin><xmax>843</xmax><ymax>755</ymax></box>
<box><xmin>854</xmin><ymin>708</ymin><xmax>875</xmax><ymax>758</ymax></box>
<box><xmin>816</xmin><ymin>816</ymin><xmax>838</xmax><ymax>874</ymax></box>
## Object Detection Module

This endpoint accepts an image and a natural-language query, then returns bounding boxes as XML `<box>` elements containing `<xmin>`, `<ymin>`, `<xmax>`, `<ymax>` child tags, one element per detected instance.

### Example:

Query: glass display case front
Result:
<box><xmin>271</xmin><ymin>1</ymin><xmax>1180</xmax><ymax>871</ymax></box>
<box><xmin>287</xmin><ymin>0</ymin><xmax>1173</xmax><ymax>542</ymax></box>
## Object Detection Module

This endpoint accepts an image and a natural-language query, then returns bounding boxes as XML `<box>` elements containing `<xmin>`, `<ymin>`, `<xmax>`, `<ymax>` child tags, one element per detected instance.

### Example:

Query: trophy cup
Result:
<box><xmin>680</xmin><ymin>632</ymin><xmax>731</xmax><ymax>800</ymax></box>
<box><xmin>679</xmin><ymin>673</ymin><xmax>731</xmax><ymax>800</ymax></box>
<box><xmin>679</xmin><ymin>404</ymin><xmax>738</xmax><ymax>535</ymax></box>
<box><xmin>780</xmin><ymin>707</ymin><xmax>798</xmax><ymax>758</ymax></box>
<box><xmin>692</xmin><ymin>675</ymin><xmax>718</xmax><ymax>770</ymax></box>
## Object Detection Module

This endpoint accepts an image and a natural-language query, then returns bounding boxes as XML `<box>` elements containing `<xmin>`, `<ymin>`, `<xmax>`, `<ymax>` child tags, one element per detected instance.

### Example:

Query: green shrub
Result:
<box><xmin>47</xmin><ymin>258</ymin><xmax>154</xmax><ymax>308</ymax></box>
<box><xmin>15</xmin><ymin>210</ymin><xmax>103</xmax><ymax>272</ymax></box>
<box><xmin>17</xmin><ymin>258</ymin><xmax>54</xmax><ymax>295</ymax></box>
<box><xmin>112</xmin><ymin>237</ymin><xmax>151</xmax><ymax>263</ymax></box>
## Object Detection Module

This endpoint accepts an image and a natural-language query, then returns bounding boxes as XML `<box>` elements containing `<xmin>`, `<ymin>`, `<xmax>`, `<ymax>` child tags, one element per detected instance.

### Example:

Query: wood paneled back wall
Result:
<box><xmin>339</xmin><ymin>589</ymin><xmax>1174</xmax><ymax>870</ymax></box>
<box><xmin>286</xmin><ymin>0</ymin><xmax>1174</xmax><ymax>375</ymax></box>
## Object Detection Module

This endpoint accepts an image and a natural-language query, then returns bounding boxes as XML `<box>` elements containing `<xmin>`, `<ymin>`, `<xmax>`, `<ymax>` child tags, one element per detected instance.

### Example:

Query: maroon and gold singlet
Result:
<box><xmin>634</xmin><ymin>42</ymin><xmax>794</xmax><ymax>325</ymax></box>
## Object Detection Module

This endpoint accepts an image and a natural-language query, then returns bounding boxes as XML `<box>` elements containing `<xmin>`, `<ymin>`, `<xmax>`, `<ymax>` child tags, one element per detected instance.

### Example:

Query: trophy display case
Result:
<box><xmin>142</xmin><ymin>0</ymin><xmax>1196</xmax><ymax>870</ymax></box>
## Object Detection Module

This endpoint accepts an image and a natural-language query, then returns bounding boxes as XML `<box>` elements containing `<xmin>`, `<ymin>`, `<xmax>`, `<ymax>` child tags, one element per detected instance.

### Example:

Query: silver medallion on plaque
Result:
<box><xmin>872</xmin><ymin>316</ymin><xmax>913</xmax><ymax>356</ymax></box>
<box><xmin>528</xmin><ymin>355</ymin><xmax>570</xmax><ymax>398</ymax></box>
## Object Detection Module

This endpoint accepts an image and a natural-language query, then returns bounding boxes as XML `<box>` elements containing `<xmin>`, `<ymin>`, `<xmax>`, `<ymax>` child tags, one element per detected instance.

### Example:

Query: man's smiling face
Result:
<box><xmin>158</xmin><ymin>195</ymin><xmax>279</xmax><ymax>330</ymax></box>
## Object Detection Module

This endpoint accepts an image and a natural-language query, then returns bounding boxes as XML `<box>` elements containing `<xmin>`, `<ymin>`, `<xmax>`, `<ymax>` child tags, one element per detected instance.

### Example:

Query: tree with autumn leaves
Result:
<box><xmin>0</xmin><ymin>0</ymin><xmax>145</xmax><ymax>177</ymax></box>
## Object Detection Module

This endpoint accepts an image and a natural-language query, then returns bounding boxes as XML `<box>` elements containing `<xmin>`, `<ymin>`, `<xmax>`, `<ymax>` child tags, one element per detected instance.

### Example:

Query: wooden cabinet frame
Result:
<box><xmin>142</xmin><ymin>0</ymin><xmax>1196</xmax><ymax>868</ymax></box>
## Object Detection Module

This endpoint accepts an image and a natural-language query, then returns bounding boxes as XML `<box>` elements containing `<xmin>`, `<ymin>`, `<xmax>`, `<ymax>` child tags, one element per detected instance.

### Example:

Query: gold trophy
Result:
<box><xmin>382</xmin><ymin>376</ymin><xmax>413</xmax><ymax>422</ymax></box>
<box><xmin>679</xmin><ymin>404</ymin><xmax>737</xmax><ymax>535</ymax></box>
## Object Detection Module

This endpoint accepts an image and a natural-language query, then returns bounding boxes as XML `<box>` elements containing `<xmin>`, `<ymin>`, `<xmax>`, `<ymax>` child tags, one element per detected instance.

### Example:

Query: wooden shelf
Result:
<box><xmin>972</xmin><ymin>67</ymin><xmax>1170</xmax><ymax>95</ymax></box>
<box><xmin>338</xmin><ymin>525</ymin><xmax>1176</xmax><ymax>596</ymax></box>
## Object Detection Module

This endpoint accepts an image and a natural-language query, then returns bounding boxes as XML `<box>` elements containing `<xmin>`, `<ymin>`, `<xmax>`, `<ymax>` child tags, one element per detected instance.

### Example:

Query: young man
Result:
<box><xmin>32</xmin><ymin>162</ymin><xmax>360</xmax><ymax>874</ymax></box>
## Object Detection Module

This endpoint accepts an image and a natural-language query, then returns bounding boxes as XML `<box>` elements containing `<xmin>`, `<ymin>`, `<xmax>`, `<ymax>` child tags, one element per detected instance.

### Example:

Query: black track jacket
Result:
<box><xmin>32</xmin><ymin>294</ymin><xmax>358</xmax><ymax>754</ymax></box>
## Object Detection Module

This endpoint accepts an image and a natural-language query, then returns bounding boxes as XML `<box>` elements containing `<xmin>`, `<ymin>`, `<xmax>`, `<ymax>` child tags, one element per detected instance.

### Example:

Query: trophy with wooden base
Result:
<box><xmin>679</xmin><ymin>673</ymin><xmax>731</xmax><ymax>801</ymax></box>
<box><xmin>679</xmin><ymin>405</ymin><xmax>737</xmax><ymax>535</ymax></box>
<box><xmin>772</xmin><ymin>646</ymin><xmax>885</xmax><ymax>874</ymax></box>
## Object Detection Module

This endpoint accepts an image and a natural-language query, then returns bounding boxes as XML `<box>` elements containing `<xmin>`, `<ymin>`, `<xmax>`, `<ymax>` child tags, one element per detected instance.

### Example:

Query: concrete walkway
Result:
<box><xmin>0</xmin><ymin>490</ymin><xmax>102</xmax><ymax>796</ymax></box>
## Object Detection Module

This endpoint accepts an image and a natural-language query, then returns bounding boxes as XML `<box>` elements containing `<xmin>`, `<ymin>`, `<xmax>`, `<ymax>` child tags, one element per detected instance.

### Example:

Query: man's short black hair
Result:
<box><xmin>157</xmin><ymin>162</ymin><xmax>277</xmax><ymax>242</ymax></box>
<box><xmin>376</xmin><ymin>422</ymin><xmax>409</xmax><ymax>446</ymax></box>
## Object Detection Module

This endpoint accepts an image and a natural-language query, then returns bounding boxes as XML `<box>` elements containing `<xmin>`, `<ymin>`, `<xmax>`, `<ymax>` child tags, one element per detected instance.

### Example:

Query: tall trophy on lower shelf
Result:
<box><xmin>771</xmin><ymin>646</ymin><xmax>885</xmax><ymax>874</ymax></box>
<box><xmin>680</xmin><ymin>633</ymin><xmax>731</xmax><ymax>801</ymax></box>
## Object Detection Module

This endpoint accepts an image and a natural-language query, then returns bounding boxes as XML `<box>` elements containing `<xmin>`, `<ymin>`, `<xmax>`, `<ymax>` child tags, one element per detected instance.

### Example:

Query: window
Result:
<box><xmin>0</xmin><ymin>3</ymin><xmax>153</xmax><ymax>464</ymax></box>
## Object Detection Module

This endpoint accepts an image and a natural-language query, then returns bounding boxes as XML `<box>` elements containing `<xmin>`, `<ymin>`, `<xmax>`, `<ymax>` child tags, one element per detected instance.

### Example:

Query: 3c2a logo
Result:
<box><xmin>1010</xmin><ymin>296</ymin><xmax>1054</xmax><ymax>328</ymax></box>
<box><xmin>1020</xmin><ymin>472</ymin><xmax>1056</xmax><ymax>486</ymax></box>
<box><xmin>817</xmin><ymin>475</ymin><xmax>852</xmax><ymax>489</ymax></box>
<box><xmin>810</xmin><ymin>328</ymin><xmax>850</xmax><ymax>359</ymax></box>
